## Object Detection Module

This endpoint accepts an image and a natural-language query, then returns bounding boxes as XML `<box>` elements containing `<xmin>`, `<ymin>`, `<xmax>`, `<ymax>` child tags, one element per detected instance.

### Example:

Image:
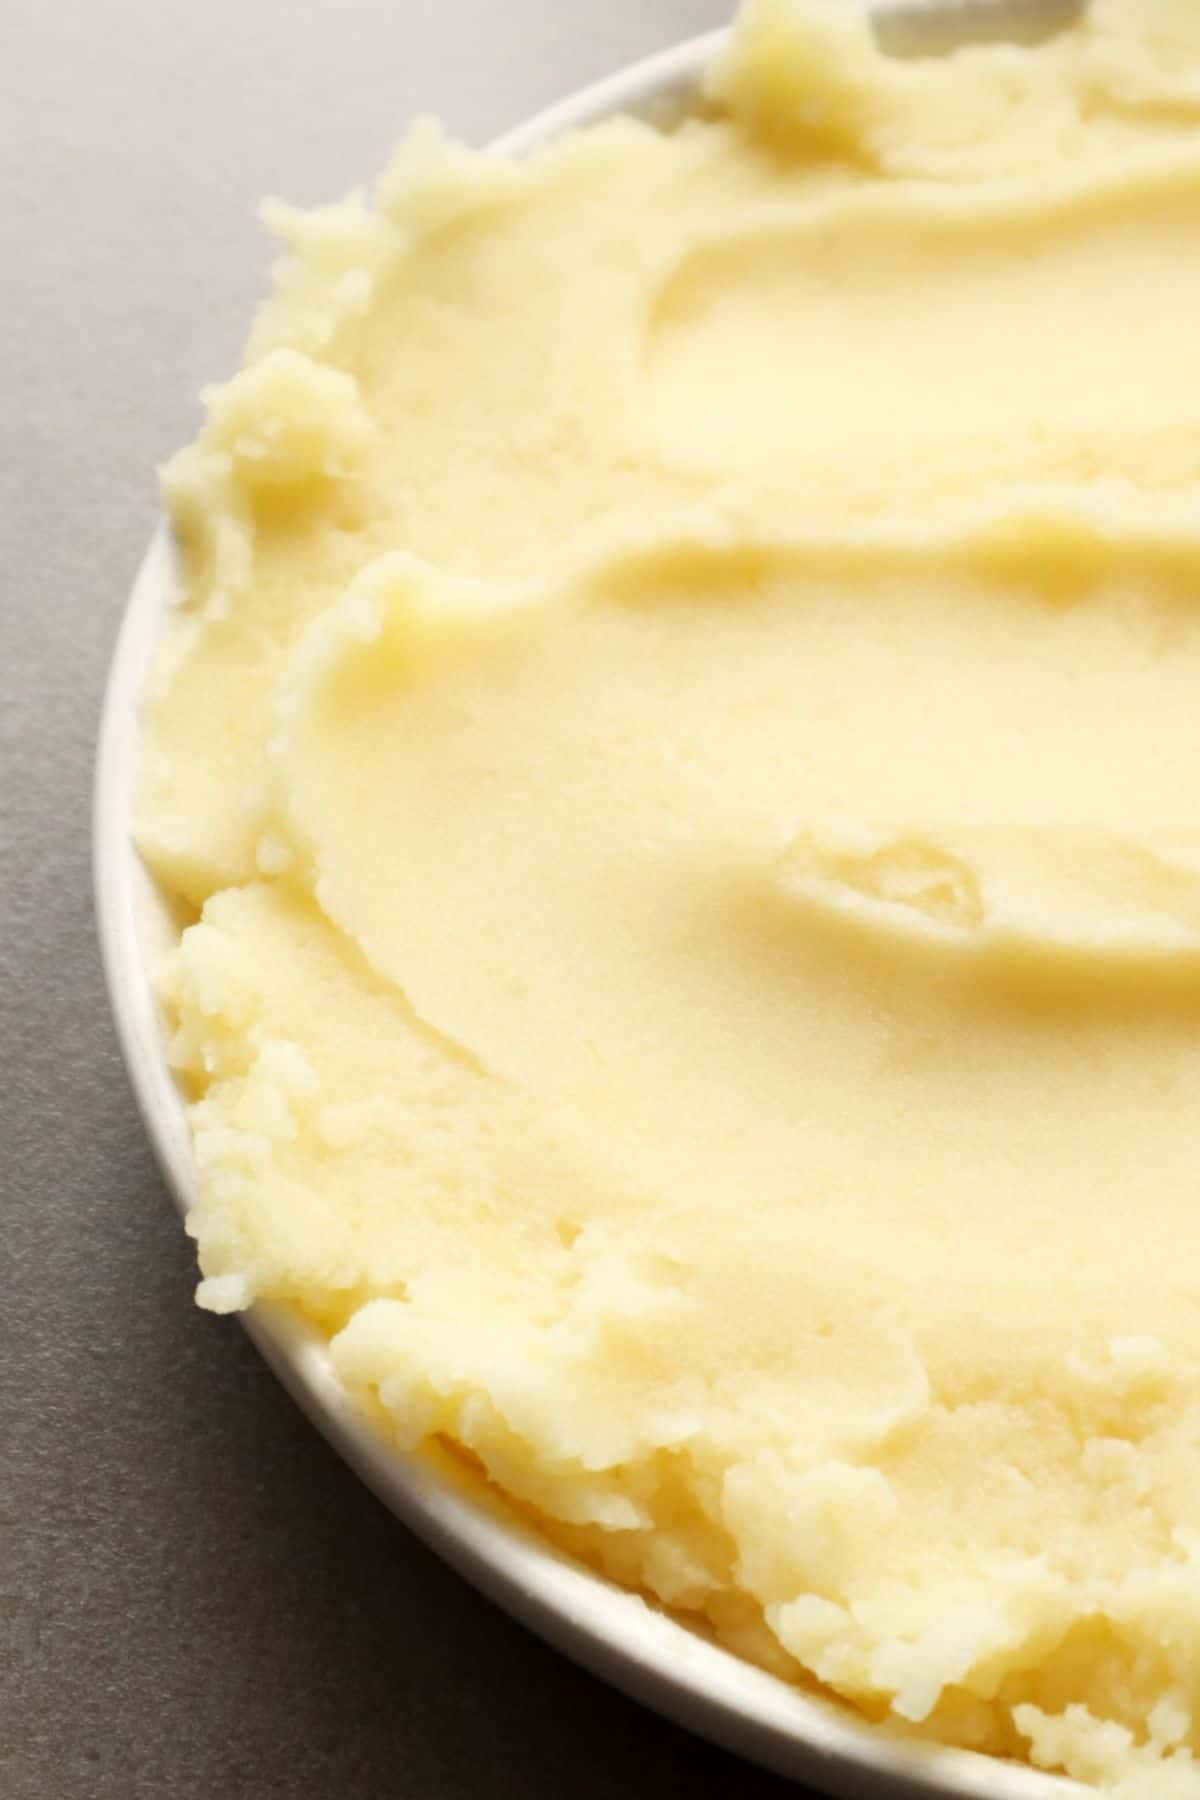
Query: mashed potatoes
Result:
<box><xmin>137</xmin><ymin>2</ymin><xmax>1200</xmax><ymax>1788</ymax></box>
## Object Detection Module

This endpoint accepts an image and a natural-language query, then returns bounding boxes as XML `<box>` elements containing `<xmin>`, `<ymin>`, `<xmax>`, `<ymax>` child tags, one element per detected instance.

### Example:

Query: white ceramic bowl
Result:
<box><xmin>95</xmin><ymin>22</ymin><xmax>1075</xmax><ymax>1798</ymax></box>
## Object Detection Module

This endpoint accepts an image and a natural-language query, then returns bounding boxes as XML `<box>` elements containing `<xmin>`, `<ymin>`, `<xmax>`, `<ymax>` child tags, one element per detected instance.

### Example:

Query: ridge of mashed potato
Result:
<box><xmin>138</xmin><ymin>3</ymin><xmax>1200</xmax><ymax>1791</ymax></box>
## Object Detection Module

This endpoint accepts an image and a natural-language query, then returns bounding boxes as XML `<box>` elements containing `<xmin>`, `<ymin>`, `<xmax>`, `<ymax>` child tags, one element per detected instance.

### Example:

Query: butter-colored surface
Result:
<box><xmin>137</xmin><ymin>3</ymin><xmax>1200</xmax><ymax>1789</ymax></box>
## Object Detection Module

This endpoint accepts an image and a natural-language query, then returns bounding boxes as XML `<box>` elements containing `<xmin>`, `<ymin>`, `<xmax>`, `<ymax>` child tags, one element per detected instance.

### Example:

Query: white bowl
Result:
<box><xmin>95</xmin><ymin>23</ymin><xmax>1075</xmax><ymax>1798</ymax></box>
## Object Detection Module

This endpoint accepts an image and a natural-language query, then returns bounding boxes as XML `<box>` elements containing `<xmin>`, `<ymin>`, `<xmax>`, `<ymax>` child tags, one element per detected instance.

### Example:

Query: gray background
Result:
<box><xmin>2</xmin><ymin>0</ymin><xmax>806</xmax><ymax>1794</ymax></box>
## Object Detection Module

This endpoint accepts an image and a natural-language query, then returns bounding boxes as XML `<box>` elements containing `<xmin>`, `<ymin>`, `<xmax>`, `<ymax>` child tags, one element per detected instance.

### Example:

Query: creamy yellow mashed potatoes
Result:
<box><xmin>138</xmin><ymin>1</ymin><xmax>1200</xmax><ymax>1789</ymax></box>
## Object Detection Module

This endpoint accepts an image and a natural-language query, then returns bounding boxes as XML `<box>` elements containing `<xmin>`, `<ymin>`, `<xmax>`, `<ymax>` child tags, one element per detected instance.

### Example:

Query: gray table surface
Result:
<box><xmin>2</xmin><ymin>1</ymin><xmax>808</xmax><ymax>1794</ymax></box>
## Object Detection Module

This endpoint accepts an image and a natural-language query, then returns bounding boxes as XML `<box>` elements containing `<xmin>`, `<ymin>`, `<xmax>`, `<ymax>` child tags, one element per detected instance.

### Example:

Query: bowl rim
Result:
<box><xmin>94</xmin><ymin>26</ymin><xmax>1075</xmax><ymax>1800</ymax></box>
